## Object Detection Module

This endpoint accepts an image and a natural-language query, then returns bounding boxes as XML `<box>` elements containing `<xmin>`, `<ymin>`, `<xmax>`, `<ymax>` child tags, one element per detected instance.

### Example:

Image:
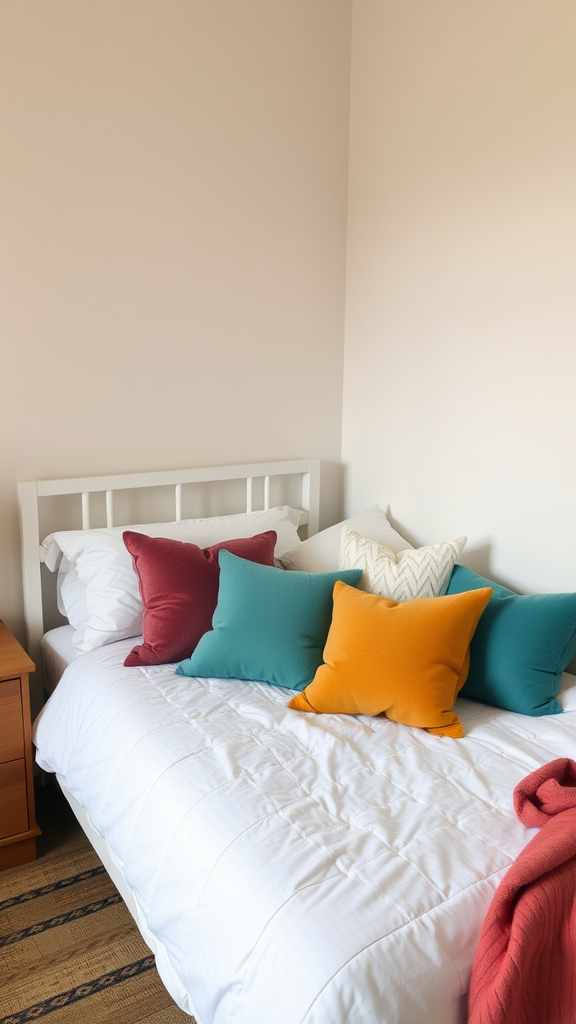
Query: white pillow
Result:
<box><xmin>278</xmin><ymin>504</ymin><xmax>412</xmax><ymax>573</ymax></box>
<box><xmin>57</xmin><ymin>558</ymin><xmax>89</xmax><ymax>632</ymax></box>
<box><xmin>339</xmin><ymin>526</ymin><xmax>466</xmax><ymax>601</ymax></box>
<box><xmin>43</xmin><ymin>506</ymin><xmax>303</xmax><ymax>653</ymax></box>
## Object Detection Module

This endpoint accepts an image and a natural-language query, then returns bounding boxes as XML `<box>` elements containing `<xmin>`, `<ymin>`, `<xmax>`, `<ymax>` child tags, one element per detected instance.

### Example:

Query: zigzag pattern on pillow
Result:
<box><xmin>340</xmin><ymin>527</ymin><xmax>466</xmax><ymax>602</ymax></box>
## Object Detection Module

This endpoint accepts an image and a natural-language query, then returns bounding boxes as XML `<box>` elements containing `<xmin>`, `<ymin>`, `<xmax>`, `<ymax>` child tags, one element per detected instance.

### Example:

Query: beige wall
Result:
<box><xmin>4</xmin><ymin>0</ymin><xmax>575</xmax><ymax>654</ymax></box>
<box><xmin>343</xmin><ymin>0</ymin><xmax>576</xmax><ymax>594</ymax></box>
<box><xmin>1</xmin><ymin>0</ymin><xmax>352</xmax><ymax>644</ymax></box>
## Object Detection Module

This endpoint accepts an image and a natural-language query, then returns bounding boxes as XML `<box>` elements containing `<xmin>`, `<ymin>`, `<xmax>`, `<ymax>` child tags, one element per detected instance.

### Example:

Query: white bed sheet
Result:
<box><xmin>41</xmin><ymin>625</ymin><xmax>78</xmax><ymax>693</ymax></box>
<box><xmin>41</xmin><ymin>625</ymin><xmax>144</xmax><ymax>692</ymax></box>
<box><xmin>33</xmin><ymin>643</ymin><xmax>576</xmax><ymax>1024</ymax></box>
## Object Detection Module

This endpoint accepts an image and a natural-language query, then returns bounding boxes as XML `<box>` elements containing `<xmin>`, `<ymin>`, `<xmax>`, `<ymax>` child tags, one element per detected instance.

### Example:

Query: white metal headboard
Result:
<box><xmin>18</xmin><ymin>458</ymin><xmax>320</xmax><ymax>674</ymax></box>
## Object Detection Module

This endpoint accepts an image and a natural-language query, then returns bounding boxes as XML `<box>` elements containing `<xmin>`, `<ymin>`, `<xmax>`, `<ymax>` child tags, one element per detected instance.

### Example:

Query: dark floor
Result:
<box><xmin>35</xmin><ymin>773</ymin><xmax>80</xmax><ymax>858</ymax></box>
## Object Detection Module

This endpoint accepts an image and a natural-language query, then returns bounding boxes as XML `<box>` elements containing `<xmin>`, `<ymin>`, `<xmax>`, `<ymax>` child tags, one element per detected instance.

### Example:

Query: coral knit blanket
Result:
<box><xmin>468</xmin><ymin>757</ymin><xmax>576</xmax><ymax>1024</ymax></box>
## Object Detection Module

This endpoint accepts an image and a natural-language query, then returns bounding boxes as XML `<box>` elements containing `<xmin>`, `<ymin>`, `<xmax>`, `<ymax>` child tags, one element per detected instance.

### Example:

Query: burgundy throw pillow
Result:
<box><xmin>123</xmin><ymin>529</ymin><xmax>277</xmax><ymax>666</ymax></box>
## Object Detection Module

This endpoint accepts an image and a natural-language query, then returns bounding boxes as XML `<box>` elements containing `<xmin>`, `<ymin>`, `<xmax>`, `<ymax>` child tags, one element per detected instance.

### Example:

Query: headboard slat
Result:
<box><xmin>105</xmin><ymin>491</ymin><xmax>114</xmax><ymax>528</ymax></box>
<box><xmin>81</xmin><ymin>492</ymin><xmax>91</xmax><ymax>530</ymax></box>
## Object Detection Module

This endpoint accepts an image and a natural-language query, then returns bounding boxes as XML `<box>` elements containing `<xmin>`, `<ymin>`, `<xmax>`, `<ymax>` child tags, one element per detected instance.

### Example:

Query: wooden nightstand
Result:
<box><xmin>0</xmin><ymin>620</ymin><xmax>41</xmax><ymax>869</ymax></box>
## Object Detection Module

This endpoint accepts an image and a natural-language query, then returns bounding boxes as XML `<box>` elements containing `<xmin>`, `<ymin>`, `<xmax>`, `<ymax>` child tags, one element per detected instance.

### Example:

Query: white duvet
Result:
<box><xmin>33</xmin><ymin>643</ymin><xmax>576</xmax><ymax>1024</ymax></box>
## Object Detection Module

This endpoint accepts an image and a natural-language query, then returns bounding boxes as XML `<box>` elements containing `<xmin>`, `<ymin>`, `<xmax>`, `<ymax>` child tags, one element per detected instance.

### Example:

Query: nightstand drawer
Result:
<box><xmin>0</xmin><ymin>678</ymin><xmax>25</xmax><ymax>763</ymax></box>
<box><xmin>0</xmin><ymin>620</ymin><xmax>39</xmax><ymax>868</ymax></box>
<box><xmin>0</xmin><ymin>759</ymin><xmax>29</xmax><ymax>839</ymax></box>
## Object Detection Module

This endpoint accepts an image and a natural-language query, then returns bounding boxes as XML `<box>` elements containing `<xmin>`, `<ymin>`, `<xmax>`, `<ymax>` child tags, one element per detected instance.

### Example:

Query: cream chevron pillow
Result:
<box><xmin>339</xmin><ymin>527</ymin><xmax>466</xmax><ymax>602</ymax></box>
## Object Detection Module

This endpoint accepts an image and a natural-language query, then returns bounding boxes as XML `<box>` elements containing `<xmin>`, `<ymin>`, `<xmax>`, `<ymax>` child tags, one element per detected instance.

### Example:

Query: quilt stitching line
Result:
<box><xmin>148</xmin><ymin>674</ymin><xmax>345</xmax><ymax>772</ymax></box>
<box><xmin>149</xmin><ymin>732</ymin><xmax>537</xmax><ymax>979</ymax></box>
<box><xmin>66</xmin><ymin>678</ymin><xmax>163</xmax><ymax>798</ymax></box>
<box><xmin>297</xmin><ymin>860</ymin><xmax>513</xmax><ymax>1024</ymax></box>
<box><xmin>123</xmin><ymin>681</ymin><xmax>527</xmax><ymax>907</ymax></box>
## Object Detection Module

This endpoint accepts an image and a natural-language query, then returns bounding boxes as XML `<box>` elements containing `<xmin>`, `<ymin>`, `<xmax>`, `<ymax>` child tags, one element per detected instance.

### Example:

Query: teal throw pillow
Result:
<box><xmin>176</xmin><ymin>551</ymin><xmax>362</xmax><ymax>691</ymax></box>
<box><xmin>447</xmin><ymin>565</ymin><xmax>576</xmax><ymax>716</ymax></box>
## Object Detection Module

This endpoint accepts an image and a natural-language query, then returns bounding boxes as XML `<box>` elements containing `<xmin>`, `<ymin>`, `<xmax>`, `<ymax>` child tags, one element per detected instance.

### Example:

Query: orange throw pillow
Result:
<box><xmin>289</xmin><ymin>581</ymin><xmax>492</xmax><ymax>737</ymax></box>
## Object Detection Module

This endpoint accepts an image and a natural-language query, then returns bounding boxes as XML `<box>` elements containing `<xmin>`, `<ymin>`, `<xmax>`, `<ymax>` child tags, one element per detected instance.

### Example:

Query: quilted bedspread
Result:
<box><xmin>33</xmin><ymin>641</ymin><xmax>576</xmax><ymax>1024</ymax></box>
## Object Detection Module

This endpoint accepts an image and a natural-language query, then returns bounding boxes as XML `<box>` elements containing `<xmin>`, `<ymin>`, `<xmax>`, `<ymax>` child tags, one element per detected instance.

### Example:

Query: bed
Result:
<box><xmin>20</xmin><ymin>460</ymin><xmax>576</xmax><ymax>1024</ymax></box>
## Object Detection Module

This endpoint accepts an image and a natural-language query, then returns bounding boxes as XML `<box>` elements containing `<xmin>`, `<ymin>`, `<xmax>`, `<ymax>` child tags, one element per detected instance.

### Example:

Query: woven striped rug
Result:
<box><xmin>0</xmin><ymin>783</ymin><xmax>193</xmax><ymax>1024</ymax></box>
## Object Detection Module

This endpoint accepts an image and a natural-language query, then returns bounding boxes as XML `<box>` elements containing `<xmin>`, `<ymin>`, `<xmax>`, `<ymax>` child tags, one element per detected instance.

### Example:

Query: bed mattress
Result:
<box><xmin>33</xmin><ymin>643</ymin><xmax>576</xmax><ymax>1024</ymax></box>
